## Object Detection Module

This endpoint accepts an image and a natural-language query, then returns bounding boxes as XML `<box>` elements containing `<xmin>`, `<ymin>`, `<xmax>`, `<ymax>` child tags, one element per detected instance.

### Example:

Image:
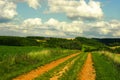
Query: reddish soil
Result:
<box><xmin>50</xmin><ymin>56</ymin><xmax>79</xmax><ymax>80</ymax></box>
<box><xmin>13</xmin><ymin>53</ymin><xmax>79</xmax><ymax>80</ymax></box>
<box><xmin>78</xmin><ymin>53</ymin><xmax>96</xmax><ymax>80</ymax></box>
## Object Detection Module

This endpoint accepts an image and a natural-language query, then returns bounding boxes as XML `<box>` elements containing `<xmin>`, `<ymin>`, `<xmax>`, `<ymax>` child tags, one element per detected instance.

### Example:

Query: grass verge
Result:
<box><xmin>92</xmin><ymin>52</ymin><xmax>120</xmax><ymax>80</ymax></box>
<box><xmin>97</xmin><ymin>51</ymin><xmax>120</xmax><ymax>64</ymax></box>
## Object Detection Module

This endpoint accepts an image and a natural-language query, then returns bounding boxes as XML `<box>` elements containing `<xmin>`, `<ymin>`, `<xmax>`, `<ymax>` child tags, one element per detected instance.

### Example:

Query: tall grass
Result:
<box><xmin>96</xmin><ymin>51</ymin><xmax>120</xmax><ymax>64</ymax></box>
<box><xmin>92</xmin><ymin>52</ymin><xmax>120</xmax><ymax>80</ymax></box>
<box><xmin>0</xmin><ymin>46</ymin><xmax>78</xmax><ymax>80</ymax></box>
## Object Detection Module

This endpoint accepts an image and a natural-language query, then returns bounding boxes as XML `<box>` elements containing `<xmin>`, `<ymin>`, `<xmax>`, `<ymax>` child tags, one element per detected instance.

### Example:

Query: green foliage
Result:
<box><xmin>0</xmin><ymin>46</ymin><xmax>77</xmax><ymax>80</ymax></box>
<box><xmin>46</xmin><ymin>38</ymin><xmax>82</xmax><ymax>50</ymax></box>
<box><xmin>114</xmin><ymin>47</ymin><xmax>120</xmax><ymax>53</ymax></box>
<box><xmin>75</xmin><ymin>37</ymin><xmax>108</xmax><ymax>51</ymax></box>
<box><xmin>95</xmin><ymin>38</ymin><xmax>120</xmax><ymax>46</ymax></box>
<box><xmin>92</xmin><ymin>52</ymin><xmax>120</xmax><ymax>80</ymax></box>
<box><xmin>75</xmin><ymin>37</ymin><xmax>100</xmax><ymax>46</ymax></box>
<box><xmin>0</xmin><ymin>36</ymin><xmax>39</xmax><ymax>46</ymax></box>
<box><xmin>27</xmin><ymin>36</ymin><xmax>46</xmax><ymax>40</ymax></box>
<box><xmin>0</xmin><ymin>36</ymin><xmax>112</xmax><ymax>51</ymax></box>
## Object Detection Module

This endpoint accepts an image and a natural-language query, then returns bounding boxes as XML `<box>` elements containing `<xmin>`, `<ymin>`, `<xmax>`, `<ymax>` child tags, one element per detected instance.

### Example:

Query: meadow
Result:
<box><xmin>92</xmin><ymin>52</ymin><xmax>120</xmax><ymax>80</ymax></box>
<box><xmin>1</xmin><ymin>46</ymin><xmax>120</xmax><ymax>80</ymax></box>
<box><xmin>0</xmin><ymin>36</ymin><xmax>120</xmax><ymax>80</ymax></box>
<box><xmin>0</xmin><ymin>46</ymin><xmax>78</xmax><ymax>80</ymax></box>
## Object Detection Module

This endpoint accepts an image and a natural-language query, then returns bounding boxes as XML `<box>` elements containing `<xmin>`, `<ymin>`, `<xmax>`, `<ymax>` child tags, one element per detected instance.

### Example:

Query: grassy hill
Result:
<box><xmin>0</xmin><ymin>36</ymin><xmax>111</xmax><ymax>52</ymax></box>
<box><xmin>94</xmin><ymin>38</ymin><xmax>120</xmax><ymax>46</ymax></box>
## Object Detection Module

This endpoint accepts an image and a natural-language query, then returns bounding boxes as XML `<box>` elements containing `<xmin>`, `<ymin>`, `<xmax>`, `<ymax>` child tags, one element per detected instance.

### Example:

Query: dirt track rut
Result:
<box><xmin>50</xmin><ymin>55</ymin><xmax>79</xmax><ymax>80</ymax></box>
<box><xmin>13</xmin><ymin>53</ymin><xmax>79</xmax><ymax>80</ymax></box>
<box><xmin>78</xmin><ymin>53</ymin><xmax>96</xmax><ymax>80</ymax></box>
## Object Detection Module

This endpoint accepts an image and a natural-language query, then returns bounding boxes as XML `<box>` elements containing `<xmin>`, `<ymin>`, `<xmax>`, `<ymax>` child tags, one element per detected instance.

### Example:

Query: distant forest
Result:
<box><xmin>94</xmin><ymin>38</ymin><xmax>120</xmax><ymax>46</ymax></box>
<box><xmin>0</xmin><ymin>36</ymin><xmax>120</xmax><ymax>53</ymax></box>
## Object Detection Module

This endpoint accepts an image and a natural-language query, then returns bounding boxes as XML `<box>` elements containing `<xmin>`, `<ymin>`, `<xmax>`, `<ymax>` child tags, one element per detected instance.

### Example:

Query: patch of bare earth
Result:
<box><xmin>50</xmin><ymin>56</ymin><xmax>79</xmax><ymax>80</ymax></box>
<box><xmin>78</xmin><ymin>53</ymin><xmax>96</xmax><ymax>80</ymax></box>
<box><xmin>13</xmin><ymin>53</ymin><xmax>79</xmax><ymax>80</ymax></box>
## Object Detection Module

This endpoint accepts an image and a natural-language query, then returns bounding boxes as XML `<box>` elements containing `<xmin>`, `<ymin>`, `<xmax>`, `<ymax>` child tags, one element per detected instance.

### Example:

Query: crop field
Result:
<box><xmin>0</xmin><ymin>46</ymin><xmax>120</xmax><ymax>80</ymax></box>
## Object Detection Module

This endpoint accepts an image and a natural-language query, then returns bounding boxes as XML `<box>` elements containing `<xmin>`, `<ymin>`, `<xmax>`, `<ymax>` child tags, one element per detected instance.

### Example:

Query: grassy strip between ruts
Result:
<box><xmin>60</xmin><ymin>52</ymin><xmax>88</xmax><ymax>80</ymax></box>
<box><xmin>92</xmin><ymin>52</ymin><xmax>120</xmax><ymax>80</ymax></box>
<box><xmin>0</xmin><ymin>46</ymin><xmax>78</xmax><ymax>80</ymax></box>
<box><xmin>35</xmin><ymin>52</ymin><xmax>80</xmax><ymax>80</ymax></box>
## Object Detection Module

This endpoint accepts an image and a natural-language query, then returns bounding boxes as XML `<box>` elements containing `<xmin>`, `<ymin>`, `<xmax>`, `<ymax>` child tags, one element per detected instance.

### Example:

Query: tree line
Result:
<box><xmin>0</xmin><ymin>36</ymin><xmax>119</xmax><ymax>52</ymax></box>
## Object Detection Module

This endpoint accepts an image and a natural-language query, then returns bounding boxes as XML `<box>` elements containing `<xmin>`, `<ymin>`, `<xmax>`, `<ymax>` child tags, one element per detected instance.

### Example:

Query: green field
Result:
<box><xmin>0</xmin><ymin>46</ymin><xmax>78</xmax><ymax>80</ymax></box>
<box><xmin>92</xmin><ymin>52</ymin><xmax>120</xmax><ymax>80</ymax></box>
<box><xmin>1</xmin><ymin>46</ymin><xmax>120</xmax><ymax>80</ymax></box>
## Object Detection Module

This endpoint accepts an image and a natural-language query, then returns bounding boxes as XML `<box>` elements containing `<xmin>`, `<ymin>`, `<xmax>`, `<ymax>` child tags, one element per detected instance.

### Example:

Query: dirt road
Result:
<box><xmin>50</xmin><ymin>55</ymin><xmax>79</xmax><ymax>80</ymax></box>
<box><xmin>13</xmin><ymin>53</ymin><xmax>80</xmax><ymax>80</ymax></box>
<box><xmin>78</xmin><ymin>53</ymin><xmax>96</xmax><ymax>80</ymax></box>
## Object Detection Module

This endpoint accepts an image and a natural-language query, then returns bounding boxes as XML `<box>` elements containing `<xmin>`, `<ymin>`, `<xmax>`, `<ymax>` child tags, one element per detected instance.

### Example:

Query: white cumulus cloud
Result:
<box><xmin>22</xmin><ymin>18</ymin><xmax>42</xmax><ymax>27</ymax></box>
<box><xmin>47</xmin><ymin>0</ymin><xmax>103</xmax><ymax>20</ymax></box>
<box><xmin>21</xmin><ymin>18</ymin><xmax>42</xmax><ymax>33</ymax></box>
<box><xmin>9</xmin><ymin>0</ymin><xmax>40</xmax><ymax>9</ymax></box>
<box><xmin>0</xmin><ymin>0</ymin><xmax>17</xmax><ymax>22</ymax></box>
<box><xmin>27</xmin><ymin>0</ymin><xmax>40</xmax><ymax>9</ymax></box>
<box><xmin>45</xmin><ymin>18</ymin><xmax>84</xmax><ymax>33</ymax></box>
<box><xmin>45</xmin><ymin>18</ymin><xmax>59</xmax><ymax>26</ymax></box>
<box><xmin>0</xmin><ymin>17</ymin><xmax>120</xmax><ymax>38</ymax></box>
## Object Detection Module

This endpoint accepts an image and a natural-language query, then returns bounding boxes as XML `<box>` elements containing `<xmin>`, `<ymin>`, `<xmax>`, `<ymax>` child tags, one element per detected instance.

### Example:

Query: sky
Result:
<box><xmin>0</xmin><ymin>0</ymin><xmax>120</xmax><ymax>38</ymax></box>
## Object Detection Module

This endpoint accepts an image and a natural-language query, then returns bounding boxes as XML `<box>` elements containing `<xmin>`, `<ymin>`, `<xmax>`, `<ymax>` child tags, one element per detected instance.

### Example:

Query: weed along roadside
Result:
<box><xmin>13</xmin><ymin>53</ymin><xmax>80</xmax><ymax>80</ymax></box>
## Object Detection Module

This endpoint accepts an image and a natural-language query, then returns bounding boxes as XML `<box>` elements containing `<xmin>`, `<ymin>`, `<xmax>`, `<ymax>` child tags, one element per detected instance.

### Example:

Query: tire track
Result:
<box><xmin>50</xmin><ymin>55</ymin><xmax>80</xmax><ymax>80</ymax></box>
<box><xmin>78</xmin><ymin>53</ymin><xmax>96</xmax><ymax>80</ymax></box>
<box><xmin>13</xmin><ymin>53</ymin><xmax>80</xmax><ymax>80</ymax></box>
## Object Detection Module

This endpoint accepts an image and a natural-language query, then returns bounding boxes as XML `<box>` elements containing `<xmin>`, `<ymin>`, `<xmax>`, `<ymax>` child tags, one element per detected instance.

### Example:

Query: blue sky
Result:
<box><xmin>0</xmin><ymin>0</ymin><xmax>120</xmax><ymax>38</ymax></box>
<box><xmin>102</xmin><ymin>0</ymin><xmax>120</xmax><ymax>20</ymax></box>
